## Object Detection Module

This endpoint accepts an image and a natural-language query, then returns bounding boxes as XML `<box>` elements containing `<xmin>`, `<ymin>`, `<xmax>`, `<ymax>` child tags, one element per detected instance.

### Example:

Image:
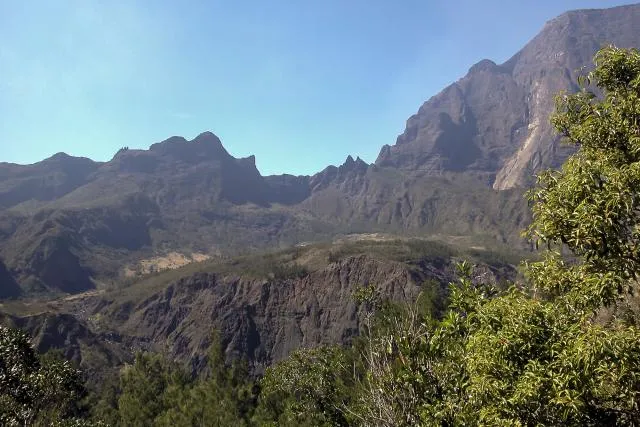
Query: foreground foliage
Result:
<box><xmin>0</xmin><ymin>326</ymin><xmax>90</xmax><ymax>426</ymax></box>
<box><xmin>93</xmin><ymin>332</ymin><xmax>256</xmax><ymax>426</ymax></box>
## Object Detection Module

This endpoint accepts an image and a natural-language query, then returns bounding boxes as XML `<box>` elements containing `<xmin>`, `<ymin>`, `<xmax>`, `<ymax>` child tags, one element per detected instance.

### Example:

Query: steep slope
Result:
<box><xmin>0</xmin><ymin>133</ymin><xmax>319</xmax><ymax>294</ymax></box>
<box><xmin>0</xmin><ymin>258</ymin><xmax>20</xmax><ymax>298</ymax></box>
<box><xmin>303</xmin><ymin>157</ymin><xmax>528</xmax><ymax>244</ymax></box>
<box><xmin>0</xmin><ymin>311</ymin><xmax>132</xmax><ymax>393</ymax></box>
<box><xmin>0</xmin><ymin>136</ymin><xmax>527</xmax><ymax>295</ymax></box>
<box><xmin>105</xmin><ymin>255</ymin><xmax>433</xmax><ymax>372</ymax></box>
<box><xmin>0</xmin><ymin>153</ymin><xmax>99</xmax><ymax>209</ymax></box>
<box><xmin>2</xmin><ymin>239</ymin><xmax>517</xmax><ymax>378</ymax></box>
<box><xmin>377</xmin><ymin>3</ymin><xmax>640</xmax><ymax>189</ymax></box>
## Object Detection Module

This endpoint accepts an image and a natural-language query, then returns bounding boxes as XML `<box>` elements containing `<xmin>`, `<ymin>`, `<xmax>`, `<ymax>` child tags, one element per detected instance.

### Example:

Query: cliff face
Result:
<box><xmin>110</xmin><ymin>255</ymin><xmax>438</xmax><ymax>372</ymax></box>
<box><xmin>0</xmin><ymin>141</ymin><xmax>528</xmax><ymax>295</ymax></box>
<box><xmin>376</xmin><ymin>4</ymin><xmax>640</xmax><ymax>189</ymax></box>
<box><xmin>4</xmin><ymin>246</ymin><xmax>511</xmax><ymax>378</ymax></box>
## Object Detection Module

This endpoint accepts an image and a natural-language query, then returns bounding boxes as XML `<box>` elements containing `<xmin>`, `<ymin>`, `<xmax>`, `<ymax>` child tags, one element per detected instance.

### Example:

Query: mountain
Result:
<box><xmin>1</xmin><ymin>4</ymin><xmax>639</xmax><ymax>297</ymax></box>
<box><xmin>378</xmin><ymin>3</ymin><xmax>640</xmax><ymax>189</ymax></box>
<box><xmin>0</xmin><ymin>134</ymin><xmax>527</xmax><ymax>295</ymax></box>
<box><xmin>1</xmin><ymin>3</ymin><xmax>638</xmax><ymax>404</ymax></box>
<box><xmin>0</xmin><ymin>132</ymin><xmax>315</xmax><ymax>294</ymax></box>
<box><xmin>0</xmin><ymin>152</ymin><xmax>99</xmax><ymax>209</ymax></box>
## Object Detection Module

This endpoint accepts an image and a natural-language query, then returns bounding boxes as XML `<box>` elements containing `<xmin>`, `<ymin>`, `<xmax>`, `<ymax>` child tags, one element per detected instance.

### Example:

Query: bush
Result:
<box><xmin>0</xmin><ymin>326</ymin><xmax>88</xmax><ymax>426</ymax></box>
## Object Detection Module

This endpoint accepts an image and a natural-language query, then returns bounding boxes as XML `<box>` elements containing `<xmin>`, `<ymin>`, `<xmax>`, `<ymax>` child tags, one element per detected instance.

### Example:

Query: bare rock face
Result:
<box><xmin>0</xmin><ymin>250</ymin><xmax>513</xmax><ymax>382</ymax></box>
<box><xmin>57</xmin><ymin>253</ymin><xmax>478</xmax><ymax>374</ymax></box>
<box><xmin>377</xmin><ymin>63</ymin><xmax>526</xmax><ymax>183</ymax></box>
<box><xmin>377</xmin><ymin>4</ymin><xmax>640</xmax><ymax>190</ymax></box>
<box><xmin>124</xmin><ymin>256</ymin><xmax>429</xmax><ymax>370</ymax></box>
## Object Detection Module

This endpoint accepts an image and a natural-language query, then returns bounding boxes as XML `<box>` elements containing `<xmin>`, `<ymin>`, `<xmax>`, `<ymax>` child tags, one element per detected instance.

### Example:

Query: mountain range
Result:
<box><xmin>5</xmin><ymin>3</ymin><xmax>640</xmax><ymax>296</ymax></box>
<box><xmin>0</xmin><ymin>126</ymin><xmax>527</xmax><ymax>295</ymax></box>
<box><xmin>1</xmin><ymin>1</ymin><xmax>640</xmax><ymax>384</ymax></box>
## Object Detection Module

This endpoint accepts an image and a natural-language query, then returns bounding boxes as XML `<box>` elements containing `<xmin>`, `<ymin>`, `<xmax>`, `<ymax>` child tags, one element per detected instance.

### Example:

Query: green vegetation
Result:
<box><xmin>327</xmin><ymin>238</ymin><xmax>456</xmax><ymax>264</ymax></box>
<box><xmin>89</xmin><ymin>332</ymin><xmax>256</xmax><ymax>426</ymax></box>
<box><xmin>0</xmin><ymin>326</ymin><xmax>93</xmax><ymax>426</ymax></box>
<box><xmin>3</xmin><ymin>45</ymin><xmax>640</xmax><ymax>425</ymax></box>
<box><xmin>257</xmin><ymin>345</ymin><xmax>354</xmax><ymax>426</ymax></box>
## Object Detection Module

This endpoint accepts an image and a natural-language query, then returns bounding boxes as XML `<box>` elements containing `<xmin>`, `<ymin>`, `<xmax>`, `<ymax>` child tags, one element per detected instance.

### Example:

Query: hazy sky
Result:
<box><xmin>0</xmin><ymin>1</ymin><xmax>635</xmax><ymax>175</ymax></box>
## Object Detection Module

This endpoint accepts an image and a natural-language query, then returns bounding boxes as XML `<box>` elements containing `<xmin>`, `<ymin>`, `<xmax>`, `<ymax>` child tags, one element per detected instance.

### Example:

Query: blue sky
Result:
<box><xmin>0</xmin><ymin>1</ymin><xmax>634</xmax><ymax>175</ymax></box>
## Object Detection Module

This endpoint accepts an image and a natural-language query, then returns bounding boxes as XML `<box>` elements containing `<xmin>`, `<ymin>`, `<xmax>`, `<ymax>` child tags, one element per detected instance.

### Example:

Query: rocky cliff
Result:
<box><xmin>377</xmin><ymin>4</ymin><xmax>640</xmax><ymax>189</ymax></box>
<box><xmin>2</xmin><ymin>238</ymin><xmax>515</xmax><ymax>378</ymax></box>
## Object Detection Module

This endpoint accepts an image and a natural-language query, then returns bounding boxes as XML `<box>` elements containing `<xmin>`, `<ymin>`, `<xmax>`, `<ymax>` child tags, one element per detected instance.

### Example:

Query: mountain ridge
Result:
<box><xmin>378</xmin><ymin>3</ymin><xmax>640</xmax><ymax>189</ymax></box>
<box><xmin>2</xmin><ymin>4</ymin><xmax>640</xmax><ymax>295</ymax></box>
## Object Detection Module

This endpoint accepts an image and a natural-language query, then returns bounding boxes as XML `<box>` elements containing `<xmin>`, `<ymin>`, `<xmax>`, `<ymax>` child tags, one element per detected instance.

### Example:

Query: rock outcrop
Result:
<box><xmin>13</xmin><ymin>250</ymin><xmax>510</xmax><ymax>376</ymax></box>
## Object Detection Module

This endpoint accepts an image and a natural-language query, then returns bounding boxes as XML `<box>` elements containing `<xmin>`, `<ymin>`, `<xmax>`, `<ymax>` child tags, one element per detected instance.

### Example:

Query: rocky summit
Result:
<box><xmin>378</xmin><ymin>4</ymin><xmax>640</xmax><ymax>189</ymax></box>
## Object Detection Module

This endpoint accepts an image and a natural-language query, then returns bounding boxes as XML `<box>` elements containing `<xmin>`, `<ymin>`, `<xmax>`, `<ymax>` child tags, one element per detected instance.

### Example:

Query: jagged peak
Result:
<box><xmin>191</xmin><ymin>131</ymin><xmax>223</xmax><ymax>146</ymax></box>
<box><xmin>468</xmin><ymin>59</ymin><xmax>502</xmax><ymax>75</ymax></box>
<box><xmin>236</xmin><ymin>155</ymin><xmax>257</xmax><ymax>169</ymax></box>
<box><xmin>339</xmin><ymin>155</ymin><xmax>359</xmax><ymax>172</ymax></box>
<box><xmin>337</xmin><ymin>154</ymin><xmax>369</xmax><ymax>175</ymax></box>
<box><xmin>149</xmin><ymin>131</ymin><xmax>230</xmax><ymax>161</ymax></box>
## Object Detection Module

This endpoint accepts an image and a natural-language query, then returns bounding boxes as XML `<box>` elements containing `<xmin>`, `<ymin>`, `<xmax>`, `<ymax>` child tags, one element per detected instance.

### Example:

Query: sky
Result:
<box><xmin>0</xmin><ymin>1</ymin><xmax>635</xmax><ymax>175</ymax></box>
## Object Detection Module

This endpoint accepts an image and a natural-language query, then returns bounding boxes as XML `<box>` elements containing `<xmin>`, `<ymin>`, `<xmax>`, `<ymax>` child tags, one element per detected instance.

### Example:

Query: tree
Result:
<box><xmin>528</xmin><ymin>46</ymin><xmax>640</xmax><ymax>309</ymax></box>
<box><xmin>257</xmin><ymin>345</ymin><xmax>353</xmax><ymax>427</ymax></box>
<box><xmin>0</xmin><ymin>325</ymin><xmax>90</xmax><ymax>426</ymax></box>
<box><xmin>110</xmin><ymin>331</ymin><xmax>256</xmax><ymax>426</ymax></box>
<box><xmin>156</xmin><ymin>331</ymin><xmax>255</xmax><ymax>426</ymax></box>
<box><xmin>116</xmin><ymin>351</ymin><xmax>190</xmax><ymax>426</ymax></box>
<box><xmin>435</xmin><ymin>45</ymin><xmax>640</xmax><ymax>425</ymax></box>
